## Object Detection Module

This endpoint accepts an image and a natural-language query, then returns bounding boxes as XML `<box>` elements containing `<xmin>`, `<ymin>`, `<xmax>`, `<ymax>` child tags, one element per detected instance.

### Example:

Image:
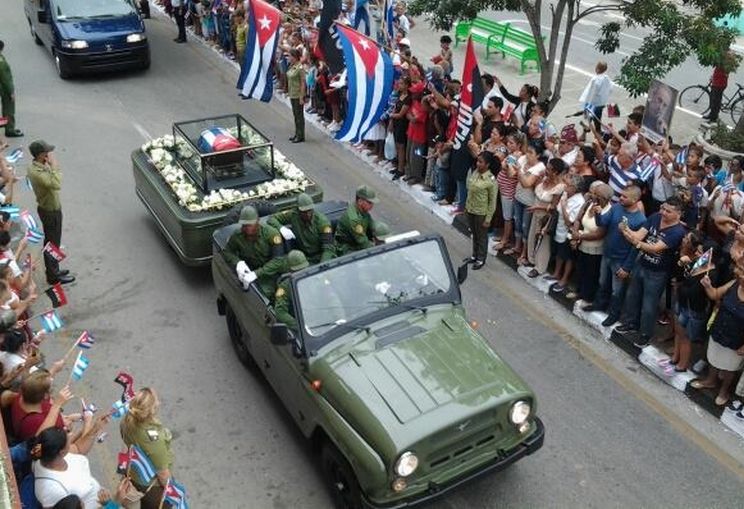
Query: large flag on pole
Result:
<box><xmin>334</xmin><ymin>24</ymin><xmax>394</xmax><ymax>143</ymax></box>
<box><xmin>236</xmin><ymin>0</ymin><xmax>282</xmax><ymax>102</ymax></box>
<box><xmin>317</xmin><ymin>0</ymin><xmax>344</xmax><ymax>74</ymax></box>
<box><xmin>383</xmin><ymin>0</ymin><xmax>395</xmax><ymax>41</ymax></box>
<box><xmin>449</xmin><ymin>37</ymin><xmax>485</xmax><ymax>175</ymax></box>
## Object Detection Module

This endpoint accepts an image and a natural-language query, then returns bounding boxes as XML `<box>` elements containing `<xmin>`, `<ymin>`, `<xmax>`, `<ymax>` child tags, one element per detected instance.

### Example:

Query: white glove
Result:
<box><xmin>279</xmin><ymin>226</ymin><xmax>295</xmax><ymax>241</ymax></box>
<box><xmin>375</xmin><ymin>281</ymin><xmax>391</xmax><ymax>294</ymax></box>
<box><xmin>236</xmin><ymin>261</ymin><xmax>249</xmax><ymax>278</ymax></box>
<box><xmin>239</xmin><ymin>270</ymin><xmax>258</xmax><ymax>290</ymax></box>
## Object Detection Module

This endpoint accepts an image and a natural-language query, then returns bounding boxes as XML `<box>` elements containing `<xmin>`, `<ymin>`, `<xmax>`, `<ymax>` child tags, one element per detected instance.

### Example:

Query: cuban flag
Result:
<box><xmin>353</xmin><ymin>0</ymin><xmax>370</xmax><ymax>36</ymax></box>
<box><xmin>4</xmin><ymin>148</ymin><xmax>23</xmax><ymax>164</ymax></box>
<box><xmin>164</xmin><ymin>479</ymin><xmax>189</xmax><ymax>509</ymax></box>
<box><xmin>236</xmin><ymin>0</ymin><xmax>282</xmax><ymax>102</ymax></box>
<box><xmin>20</xmin><ymin>210</ymin><xmax>38</xmax><ymax>230</ymax></box>
<box><xmin>111</xmin><ymin>399</ymin><xmax>130</xmax><ymax>419</ymax></box>
<box><xmin>81</xmin><ymin>398</ymin><xmax>97</xmax><ymax>414</ymax></box>
<box><xmin>77</xmin><ymin>330</ymin><xmax>95</xmax><ymax>349</ymax></box>
<box><xmin>196</xmin><ymin>128</ymin><xmax>241</xmax><ymax>154</ymax></box>
<box><xmin>0</xmin><ymin>206</ymin><xmax>20</xmax><ymax>219</ymax></box>
<box><xmin>334</xmin><ymin>24</ymin><xmax>394</xmax><ymax>143</ymax></box>
<box><xmin>129</xmin><ymin>445</ymin><xmax>157</xmax><ymax>484</ymax></box>
<box><xmin>675</xmin><ymin>145</ymin><xmax>688</xmax><ymax>167</ymax></box>
<box><xmin>71</xmin><ymin>351</ymin><xmax>90</xmax><ymax>381</ymax></box>
<box><xmin>383</xmin><ymin>0</ymin><xmax>395</xmax><ymax>40</ymax></box>
<box><xmin>25</xmin><ymin>228</ymin><xmax>44</xmax><ymax>244</ymax></box>
<box><xmin>40</xmin><ymin>310</ymin><xmax>64</xmax><ymax>333</ymax></box>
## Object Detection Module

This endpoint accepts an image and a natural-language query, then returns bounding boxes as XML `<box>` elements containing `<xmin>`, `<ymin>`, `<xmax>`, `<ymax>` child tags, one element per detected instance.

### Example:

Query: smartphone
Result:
<box><xmin>621</xmin><ymin>216</ymin><xmax>629</xmax><ymax>227</ymax></box>
<box><xmin>506</xmin><ymin>155</ymin><xmax>517</xmax><ymax>166</ymax></box>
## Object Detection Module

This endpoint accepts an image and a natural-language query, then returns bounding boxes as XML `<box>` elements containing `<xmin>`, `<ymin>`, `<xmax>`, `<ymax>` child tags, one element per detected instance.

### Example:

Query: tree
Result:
<box><xmin>408</xmin><ymin>0</ymin><xmax>742</xmax><ymax>114</ymax></box>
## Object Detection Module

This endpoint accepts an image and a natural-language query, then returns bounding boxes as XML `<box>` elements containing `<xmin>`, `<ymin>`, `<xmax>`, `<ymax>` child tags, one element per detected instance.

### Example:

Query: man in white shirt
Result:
<box><xmin>172</xmin><ymin>0</ymin><xmax>187</xmax><ymax>43</ymax></box>
<box><xmin>579</xmin><ymin>61</ymin><xmax>612</xmax><ymax>130</ymax></box>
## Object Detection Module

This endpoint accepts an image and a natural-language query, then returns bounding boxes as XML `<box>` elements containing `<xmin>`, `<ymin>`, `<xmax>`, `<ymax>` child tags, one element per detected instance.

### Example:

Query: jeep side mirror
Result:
<box><xmin>457</xmin><ymin>262</ymin><xmax>469</xmax><ymax>285</ymax></box>
<box><xmin>37</xmin><ymin>9</ymin><xmax>48</xmax><ymax>23</ymax></box>
<box><xmin>270</xmin><ymin>323</ymin><xmax>289</xmax><ymax>345</ymax></box>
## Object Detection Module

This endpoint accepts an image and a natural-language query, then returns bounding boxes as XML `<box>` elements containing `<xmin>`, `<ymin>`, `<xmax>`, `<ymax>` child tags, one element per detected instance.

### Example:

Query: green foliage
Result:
<box><xmin>411</xmin><ymin>0</ymin><xmax>742</xmax><ymax>102</ymax></box>
<box><xmin>710</xmin><ymin>122</ymin><xmax>744</xmax><ymax>153</ymax></box>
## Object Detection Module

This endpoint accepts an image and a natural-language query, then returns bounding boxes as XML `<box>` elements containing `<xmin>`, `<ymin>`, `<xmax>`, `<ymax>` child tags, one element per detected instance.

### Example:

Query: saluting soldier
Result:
<box><xmin>120</xmin><ymin>388</ymin><xmax>174</xmax><ymax>509</ymax></box>
<box><xmin>335</xmin><ymin>185</ymin><xmax>378</xmax><ymax>255</ymax></box>
<box><xmin>223</xmin><ymin>205</ymin><xmax>286</xmax><ymax>295</ymax></box>
<box><xmin>274</xmin><ymin>250</ymin><xmax>309</xmax><ymax>329</ymax></box>
<box><xmin>267</xmin><ymin>193</ymin><xmax>335</xmax><ymax>263</ymax></box>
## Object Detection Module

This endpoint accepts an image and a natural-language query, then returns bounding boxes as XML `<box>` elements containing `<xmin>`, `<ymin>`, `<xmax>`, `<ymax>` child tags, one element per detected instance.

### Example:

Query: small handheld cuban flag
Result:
<box><xmin>81</xmin><ymin>398</ymin><xmax>98</xmax><ymax>414</ymax></box>
<box><xmin>236</xmin><ymin>0</ymin><xmax>282</xmax><ymax>102</ymax></box>
<box><xmin>675</xmin><ymin>145</ymin><xmax>688</xmax><ymax>167</ymax></box>
<box><xmin>129</xmin><ymin>445</ymin><xmax>157</xmax><ymax>484</ymax></box>
<box><xmin>43</xmin><ymin>241</ymin><xmax>66</xmax><ymax>262</ymax></box>
<box><xmin>111</xmin><ymin>399</ymin><xmax>130</xmax><ymax>419</ymax></box>
<box><xmin>25</xmin><ymin>228</ymin><xmax>44</xmax><ymax>244</ymax></box>
<box><xmin>77</xmin><ymin>330</ymin><xmax>95</xmax><ymax>349</ymax></box>
<box><xmin>334</xmin><ymin>24</ymin><xmax>394</xmax><ymax>143</ymax></box>
<box><xmin>0</xmin><ymin>206</ymin><xmax>20</xmax><ymax>219</ymax></box>
<box><xmin>40</xmin><ymin>310</ymin><xmax>63</xmax><ymax>333</ymax></box>
<box><xmin>383</xmin><ymin>0</ymin><xmax>394</xmax><ymax>40</ymax></box>
<box><xmin>4</xmin><ymin>148</ymin><xmax>23</xmax><ymax>164</ymax></box>
<box><xmin>164</xmin><ymin>479</ymin><xmax>189</xmax><ymax>509</ymax></box>
<box><xmin>19</xmin><ymin>210</ymin><xmax>38</xmax><ymax>231</ymax></box>
<box><xmin>71</xmin><ymin>351</ymin><xmax>90</xmax><ymax>381</ymax></box>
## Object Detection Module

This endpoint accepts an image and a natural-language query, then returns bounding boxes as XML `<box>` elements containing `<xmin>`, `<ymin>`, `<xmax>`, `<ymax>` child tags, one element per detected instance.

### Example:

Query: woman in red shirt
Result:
<box><xmin>11</xmin><ymin>369</ymin><xmax>71</xmax><ymax>441</ymax></box>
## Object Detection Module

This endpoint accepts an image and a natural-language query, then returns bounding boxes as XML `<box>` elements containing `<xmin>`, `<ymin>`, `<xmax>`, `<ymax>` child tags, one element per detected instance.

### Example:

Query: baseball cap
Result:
<box><xmin>238</xmin><ymin>205</ymin><xmax>259</xmax><ymax>225</ymax></box>
<box><xmin>29</xmin><ymin>140</ymin><xmax>55</xmax><ymax>158</ymax></box>
<box><xmin>296</xmin><ymin>193</ymin><xmax>314</xmax><ymax>212</ymax></box>
<box><xmin>399</xmin><ymin>38</ymin><xmax>411</xmax><ymax>47</ymax></box>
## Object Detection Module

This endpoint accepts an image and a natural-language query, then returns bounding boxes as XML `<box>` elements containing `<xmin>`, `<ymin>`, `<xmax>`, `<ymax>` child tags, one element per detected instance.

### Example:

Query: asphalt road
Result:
<box><xmin>3</xmin><ymin>5</ymin><xmax>744</xmax><ymax>508</ymax></box>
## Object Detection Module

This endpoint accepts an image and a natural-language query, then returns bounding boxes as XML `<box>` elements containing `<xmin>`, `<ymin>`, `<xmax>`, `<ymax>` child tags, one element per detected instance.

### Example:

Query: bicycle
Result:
<box><xmin>678</xmin><ymin>82</ymin><xmax>744</xmax><ymax>125</ymax></box>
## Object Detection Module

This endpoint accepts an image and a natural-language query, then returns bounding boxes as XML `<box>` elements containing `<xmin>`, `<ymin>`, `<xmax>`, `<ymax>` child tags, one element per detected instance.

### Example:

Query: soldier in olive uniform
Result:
<box><xmin>0</xmin><ymin>41</ymin><xmax>22</xmax><ymax>137</ymax></box>
<box><xmin>274</xmin><ymin>250</ymin><xmax>309</xmax><ymax>329</ymax></box>
<box><xmin>223</xmin><ymin>205</ymin><xmax>286</xmax><ymax>295</ymax></box>
<box><xmin>120</xmin><ymin>388</ymin><xmax>174</xmax><ymax>509</ymax></box>
<box><xmin>335</xmin><ymin>185</ymin><xmax>378</xmax><ymax>255</ymax></box>
<box><xmin>267</xmin><ymin>193</ymin><xmax>335</xmax><ymax>263</ymax></box>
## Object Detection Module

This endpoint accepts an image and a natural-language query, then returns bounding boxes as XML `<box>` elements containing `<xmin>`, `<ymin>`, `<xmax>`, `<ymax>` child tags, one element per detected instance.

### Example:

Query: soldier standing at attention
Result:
<box><xmin>274</xmin><ymin>250</ymin><xmax>310</xmax><ymax>329</ymax></box>
<box><xmin>335</xmin><ymin>186</ymin><xmax>378</xmax><ymax>255</ymax></box>
<box><xmin>120</xmin><ymin>388</ymin><xmax>174</xmax><ymax>509</ymax></box>
<box><xmin>0</xmin><ymin>41</ymin><xmax>23</xmax><ymax>138</ymax></box>
<box><xmin>27</xmin><ymin>141</ymin><xmax>75</xmax><ymax>285</ymax></box>
<box><xmin>267</xmin><ymin>193</ymin><xmax>335</xmax><ymax>263</ymax></box>
<box><xmin>223</xmin><ymin>205</ymin><xmax>286</xmax><ymax>295</ymax></box>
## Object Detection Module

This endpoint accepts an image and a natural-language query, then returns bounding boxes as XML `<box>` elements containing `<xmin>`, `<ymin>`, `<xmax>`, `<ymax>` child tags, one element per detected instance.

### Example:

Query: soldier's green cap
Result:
<box><xmin>356</xmin><ymin>185</ymin><xmax>378</xmax><ymax>203</ymax></box>
<box><xmin>373</xmin><ymin>221</ymin><xmax>391</xmax><ymax>239</ymax></box>
<box><xmin>29</xmin><ymin>140</ymin><xmax>55</xmax><ymax>158</ymax></box>
<box><xmin>0</xmin><ymin>309</ymin><xmax>17</xmax><ymax>333</ymax></box>
<box><xmin>296</xmin><ymin>193</ymin><xmax>314</xmax><ymax>212</ymax></box>
<box><xmin>287</xmin><ymin>250</ymin><xmax>309</xmax><ymax>271</ymax></box>
<box><xmin>238</xmin><ymin>205</ymin><xmax>259</xmax><ymax>225</ymax></box>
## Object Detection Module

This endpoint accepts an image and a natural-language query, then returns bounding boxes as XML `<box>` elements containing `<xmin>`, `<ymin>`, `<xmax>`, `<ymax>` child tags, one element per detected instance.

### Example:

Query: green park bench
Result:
<box><xmin>454</xmin><ymin>18</ymin><xmax>542</xmax><ymax>74</ymax></box>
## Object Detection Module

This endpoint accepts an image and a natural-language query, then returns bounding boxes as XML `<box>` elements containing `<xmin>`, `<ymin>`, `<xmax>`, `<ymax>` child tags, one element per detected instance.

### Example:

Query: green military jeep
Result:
<box><xmin>212</xmin><ymin>225</ymin><xmax>544</xmax><ymax>508</ymax></box>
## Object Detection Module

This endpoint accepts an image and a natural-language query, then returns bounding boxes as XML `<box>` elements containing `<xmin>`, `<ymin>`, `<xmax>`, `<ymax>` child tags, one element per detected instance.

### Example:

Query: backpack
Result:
<box><xmin>18</xmin><ymin>473</ymin><xmax>41</xmax><ymax>509</ymax></box>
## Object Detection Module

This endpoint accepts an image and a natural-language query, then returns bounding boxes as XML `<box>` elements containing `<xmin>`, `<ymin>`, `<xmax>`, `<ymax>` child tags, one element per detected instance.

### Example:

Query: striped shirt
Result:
<box><xmin>605</xmin><ymin>154</ymin><xmax>640</xmax><ymax>200</ymax></box>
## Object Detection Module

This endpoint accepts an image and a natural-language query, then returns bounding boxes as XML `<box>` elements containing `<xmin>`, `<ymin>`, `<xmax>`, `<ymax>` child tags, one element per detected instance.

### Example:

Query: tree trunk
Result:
<box><xmin>735</xmin><ymin>111</ymin><xmax>744</xmax><ymax>135</ymax></box>
<box><xmin>549</xmin><ymin>1</ymin><xmax>576</xmax><ymax>112</ymax></box>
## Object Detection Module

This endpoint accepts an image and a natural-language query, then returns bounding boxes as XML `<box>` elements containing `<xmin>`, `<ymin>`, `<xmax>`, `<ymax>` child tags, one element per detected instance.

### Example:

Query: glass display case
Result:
<box><xmin>172</xmin><ymin>114</ymin><xmax>275</xmax><ymax>193</ymax></box>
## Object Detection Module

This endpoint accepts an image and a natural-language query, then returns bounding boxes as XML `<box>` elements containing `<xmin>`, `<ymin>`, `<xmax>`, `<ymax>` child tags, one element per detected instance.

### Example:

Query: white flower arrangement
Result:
<box><xmin>141</xmin><ymin>132</ymin><xmax>311</xmax><ymax>213</ymax></box>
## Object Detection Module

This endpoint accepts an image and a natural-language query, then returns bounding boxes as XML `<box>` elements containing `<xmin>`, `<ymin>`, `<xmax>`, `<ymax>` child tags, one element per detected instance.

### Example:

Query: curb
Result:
<box><xmin>149</xmin><ymin>4</ymin><xmax>744</xmax><ymax>441</ymax></box>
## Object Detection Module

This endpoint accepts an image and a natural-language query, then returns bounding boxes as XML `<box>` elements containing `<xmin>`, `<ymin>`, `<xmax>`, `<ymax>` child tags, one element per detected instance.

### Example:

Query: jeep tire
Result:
<box><xmin>321</xmin><ymin>442</ymin><xmax>363</xmax><ymax>509</ymax></box>
<box><xmin>225</xmin><ymin>304</ymin><xmax>254</xmax><ymax>368</ymax></box>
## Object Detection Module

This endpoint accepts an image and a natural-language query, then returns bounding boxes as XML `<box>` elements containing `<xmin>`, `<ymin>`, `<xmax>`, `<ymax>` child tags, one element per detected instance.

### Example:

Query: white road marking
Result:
<box><xmin>501</xmin><ymin>19</ymin><xmax>631</xmax><ymax>56</ymax></box>
<box><xmin>132</xmin><ymin>121</ymin><xmax>153</xmax><ymax>141</ymax></box>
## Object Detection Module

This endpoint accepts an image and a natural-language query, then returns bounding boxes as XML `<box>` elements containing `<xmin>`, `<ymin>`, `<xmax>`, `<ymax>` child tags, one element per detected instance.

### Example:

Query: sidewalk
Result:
<box><xmin>151</xmin><ymin>7</ymin><xmax>744</xmax><ymax>445</ymax></box>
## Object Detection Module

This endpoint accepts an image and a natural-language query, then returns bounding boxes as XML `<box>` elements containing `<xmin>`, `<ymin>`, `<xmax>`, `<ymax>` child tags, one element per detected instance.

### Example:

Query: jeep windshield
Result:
<box><xmin>297</xmin><ymin>238</ymin><xmax>454</xmax><ymax>344</ymax></box>
<box><xmin>54</xmin><ymin>0</ymin><xmax>136</xmax><ymax>20</ymax></box>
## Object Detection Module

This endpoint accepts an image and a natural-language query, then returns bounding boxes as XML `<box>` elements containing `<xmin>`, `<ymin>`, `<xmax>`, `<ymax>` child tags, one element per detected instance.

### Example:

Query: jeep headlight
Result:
<box><xmin>127</xmin><ymin>33</ymin><xmax>147</xmax><ymax>43</ymax></box>
<box><xmin>394</xmin><ymin>451</ymin><xmax>418</xmax><ymax>477</ymax></box>
<box><xmin>509</xmin><ymin>400</ymin><xmax>531</xmax><ymax>426</ymax></box>
<box><xmin>61</xmin><ymin>40</ymin><xmax>88</xmax><ymax>49</ymax></box>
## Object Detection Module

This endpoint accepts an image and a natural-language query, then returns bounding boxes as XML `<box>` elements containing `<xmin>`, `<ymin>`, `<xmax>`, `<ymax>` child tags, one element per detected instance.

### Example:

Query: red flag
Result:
<box><xmin>116</xmin><ymin>451</ymin><xmax>129</xmax><ymax>474</ymax></box>
<box><xmin>114</xmin><ymin>371</ymin><xmax>136</xmax><ymax>402</ymax></box>
<box><xmin>450</xmin><ymin>37</ymin><xmax>485</xmax><ymax>175</ymax></box>
<box><xmin>44</xmin><ymin>282</ymin><xmax>67</xmax><ymax>308</ymax></box>
<box><xmin>43</xmin><ymin>241</ymin><xmax>66</xmax><ymax>262</ymax></box>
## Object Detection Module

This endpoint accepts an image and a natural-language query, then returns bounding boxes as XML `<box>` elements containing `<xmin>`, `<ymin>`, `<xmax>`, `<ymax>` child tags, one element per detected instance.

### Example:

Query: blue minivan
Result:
<box><xmin>24</xmin><ymin>0</ymin><xmax>150</xmax><ymax>79</ymax></box>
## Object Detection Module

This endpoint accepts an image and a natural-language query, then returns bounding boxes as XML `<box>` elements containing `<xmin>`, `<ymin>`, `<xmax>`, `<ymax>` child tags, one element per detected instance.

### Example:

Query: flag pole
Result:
<box><xmin>60</xmin><ymin>334</ymin><xmax>81</xmax><ymax>363</ymax></box>
<box><xmin>157</xmin><ymin>479</ymin><xmax>169</xmax><ymax>509</ymax></box>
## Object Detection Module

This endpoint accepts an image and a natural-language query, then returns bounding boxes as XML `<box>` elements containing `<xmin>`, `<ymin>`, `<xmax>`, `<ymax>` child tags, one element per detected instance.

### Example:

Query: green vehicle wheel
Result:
<box><xmin>321</xmin><ymin>442</ymin><xmax>363</xmax><ymax>509</ymax></box>
<box><xmin>225</xmin><ymin>305</ymin><xmax>255</xmax><ymax>369</ymax></box>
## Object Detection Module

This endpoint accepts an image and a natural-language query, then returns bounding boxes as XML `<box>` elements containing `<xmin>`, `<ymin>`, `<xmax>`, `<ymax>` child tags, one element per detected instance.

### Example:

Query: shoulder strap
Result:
<box><xmin>35</xmin><ymin>475</ymin><xmax>69</xmax><ymax>493</ymax></box>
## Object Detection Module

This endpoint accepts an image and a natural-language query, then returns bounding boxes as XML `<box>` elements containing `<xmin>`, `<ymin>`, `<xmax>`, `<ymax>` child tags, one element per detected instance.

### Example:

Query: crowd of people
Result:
<box><xmin>148</xmin><ymin>0</ymin><xmax>744</xmax><ymax>412</ymax></box>
<box><xmin>0</xmin><ymin>140</ymin><xmax>179</xmax><ymax>506</ymax></box>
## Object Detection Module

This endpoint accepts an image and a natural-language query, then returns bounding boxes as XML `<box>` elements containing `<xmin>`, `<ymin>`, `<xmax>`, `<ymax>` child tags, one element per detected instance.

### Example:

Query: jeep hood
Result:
<box><xmin>312</xmin><ymin>308</ymin><xmax>532</xmax><ymax>459</ymax></box>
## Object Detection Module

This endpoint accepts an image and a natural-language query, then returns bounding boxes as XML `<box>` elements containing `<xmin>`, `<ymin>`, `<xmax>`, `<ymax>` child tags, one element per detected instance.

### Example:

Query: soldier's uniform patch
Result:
<box><xmin>275</xmin><ymin>287</ymin><xmax>286</xmax><ymax>298</ymax></box>
<box><xmin>354</xmin><ymin>224</ymin><xmax>364</xmax><ymax>234</ymax></box>
<box><xmin>272</xmin><ymin>235</ymin><xmax>282</xmax><ymax>245</ymax></box>
<box><xmin>322</xmin><ymin>225</ymin><xmax>332</xmax><ymax>234</ymax></box>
